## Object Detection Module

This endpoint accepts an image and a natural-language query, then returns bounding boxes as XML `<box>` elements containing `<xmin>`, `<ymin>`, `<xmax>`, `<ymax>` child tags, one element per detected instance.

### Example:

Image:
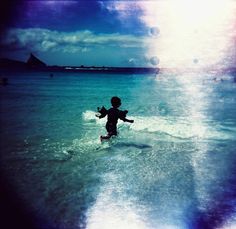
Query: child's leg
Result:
<box><xmin>101</xmin><ymin>124</ymin><xmax>117</xmax><ymax>141</ymax></box>
<box><xmin>100</xmin><ymin>131</ymin><xmax>115</xmax><ymax>141</ymax></box>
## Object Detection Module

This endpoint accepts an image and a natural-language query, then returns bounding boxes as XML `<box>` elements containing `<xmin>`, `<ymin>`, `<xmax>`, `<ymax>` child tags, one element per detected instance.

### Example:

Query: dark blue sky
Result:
<box><xmin>0</xmin><ymin>0</ymin><xmax>153</xmax><ymax>67</ymax></box>
<box><xmin>14</xmin><ymin>1</ymin><xmax>142</xmax><ymax>34</ymax></box>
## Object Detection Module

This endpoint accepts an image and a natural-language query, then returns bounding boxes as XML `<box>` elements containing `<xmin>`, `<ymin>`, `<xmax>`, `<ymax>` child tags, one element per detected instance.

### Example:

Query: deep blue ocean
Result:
<box><xmin>0</xmin><ymin>71</ymin><xmax>236</xmax><ymax>229</ymax></box>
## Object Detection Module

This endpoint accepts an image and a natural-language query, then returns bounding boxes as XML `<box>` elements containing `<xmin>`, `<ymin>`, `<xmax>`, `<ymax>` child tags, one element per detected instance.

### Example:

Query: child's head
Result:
<box><xmin>111</xmin><ymin>96</ymin><xmax>121</xmax><ymax>108</ymax></box>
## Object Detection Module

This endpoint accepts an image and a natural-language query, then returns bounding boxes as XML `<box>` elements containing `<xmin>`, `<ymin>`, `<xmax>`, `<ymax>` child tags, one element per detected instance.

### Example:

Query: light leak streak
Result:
<box><xmin>140</xmin><ymin>0</ymin><xmax>236</xmax><ymax>69</ymax></box>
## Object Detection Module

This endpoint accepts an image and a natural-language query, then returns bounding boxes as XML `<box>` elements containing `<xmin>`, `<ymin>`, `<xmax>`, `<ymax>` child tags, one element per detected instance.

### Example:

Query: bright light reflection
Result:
<box><xmin>86</xmin><ymin>184</ymin><xmax>148</xmax><ymax>229</ymax></box>
<box><xmin>86</xmin><ymin>174</ymin><xmax>182</xmax><ymax>229</ymax></box>
<box><xmin>140</xmin><ymin>0</ymin><xmax>236</xmax><ymax>68</ymax></box>
<box><xmin>156</xmin><ymin>72</ymin><xmax>213</xmax><ymax>212</ymax></box>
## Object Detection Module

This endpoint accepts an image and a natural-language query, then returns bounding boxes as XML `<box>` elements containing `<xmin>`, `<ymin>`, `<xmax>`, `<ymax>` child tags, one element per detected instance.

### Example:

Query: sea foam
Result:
<box><xmin>83</xmin><ymin>110</ymin><xmax>235</xmax><ymax>140</ymax></box>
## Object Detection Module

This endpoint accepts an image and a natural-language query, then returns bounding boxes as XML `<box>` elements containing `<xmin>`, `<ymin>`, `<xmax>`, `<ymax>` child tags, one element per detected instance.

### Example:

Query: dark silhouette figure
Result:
<box><xmin>96</xmin><ymin>96</ymin><xmax>134</xmax><ymax>141</ymax></box>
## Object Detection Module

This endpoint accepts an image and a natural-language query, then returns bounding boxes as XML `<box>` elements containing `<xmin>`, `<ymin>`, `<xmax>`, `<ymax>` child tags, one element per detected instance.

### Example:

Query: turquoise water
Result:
<box><xmin>0</xmin><ymin>71</ymin><xmax>236</xmax><ymax>229</ymax></box>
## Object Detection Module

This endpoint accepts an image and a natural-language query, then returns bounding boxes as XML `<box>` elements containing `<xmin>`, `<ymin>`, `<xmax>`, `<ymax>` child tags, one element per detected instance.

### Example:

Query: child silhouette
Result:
<box><xmin>96</xmin><ymin>96</ymin><xmax>134</xmax><ymax>141</ymax></box>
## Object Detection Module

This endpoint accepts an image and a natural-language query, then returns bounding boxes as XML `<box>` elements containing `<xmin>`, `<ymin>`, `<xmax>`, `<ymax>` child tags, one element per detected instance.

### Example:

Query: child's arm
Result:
<box><xmin>123</xmin><ymin>118</ymin><xmax>134</xmax><ymax>123</ymax></box>
<box><xmin>96</xmin><ymin>106</ymin><xmax>107</xmax><ymax>119</ymax></box>
<box><xmin>119</xmin><ymin>110</ymin><xmax>134</xmax><ymax>123</ymax></box>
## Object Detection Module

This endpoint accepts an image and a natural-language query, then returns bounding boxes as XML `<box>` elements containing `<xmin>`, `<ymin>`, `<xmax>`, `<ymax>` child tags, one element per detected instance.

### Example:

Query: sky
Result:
<box><xmin>0</xmin><ymin>0</ymin><xmax>236</xmax><ymax>68</ymax></box>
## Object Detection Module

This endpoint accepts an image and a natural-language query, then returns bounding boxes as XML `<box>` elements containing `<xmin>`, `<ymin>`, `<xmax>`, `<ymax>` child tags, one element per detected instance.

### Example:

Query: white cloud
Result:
<box><xmin>100</xmin><ymin>1</ymin><xmax>142</xmax><ymax>23</ymax></box>
<box><xmin>1</xmin><ymin>28</ymin><xmax>147</xmax><ymax>53</ymax></box>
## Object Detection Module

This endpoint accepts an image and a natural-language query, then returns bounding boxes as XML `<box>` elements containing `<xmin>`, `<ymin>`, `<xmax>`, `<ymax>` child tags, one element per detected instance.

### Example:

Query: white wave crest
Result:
<box><xmin>82</xmin><ymin>111</ymin><xmax>234</xmax><ymax>140</ymax></box>
<box><xmin>83</xmin><ymin>110</ymin><xmax>98</xmax><ymax>121</ymax></box>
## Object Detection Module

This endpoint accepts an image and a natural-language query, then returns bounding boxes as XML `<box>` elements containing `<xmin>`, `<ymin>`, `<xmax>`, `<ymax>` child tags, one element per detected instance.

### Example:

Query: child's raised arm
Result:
<box><xmin>119</xmin><ymin>110</ymin><xmax>134</xmax><ymax>123</ymax></box>
<box><xmin>96</xmin><ymin>106</ymin><xmax>107</xmax><ymax>119</ymax></box>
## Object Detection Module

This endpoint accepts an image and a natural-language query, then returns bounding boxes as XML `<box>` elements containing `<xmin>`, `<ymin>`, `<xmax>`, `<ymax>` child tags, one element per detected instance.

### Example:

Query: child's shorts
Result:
<box><xmin>106</xmin><ymin>122</ymin><xmax>117</xmax><ymax>137</ymax></box>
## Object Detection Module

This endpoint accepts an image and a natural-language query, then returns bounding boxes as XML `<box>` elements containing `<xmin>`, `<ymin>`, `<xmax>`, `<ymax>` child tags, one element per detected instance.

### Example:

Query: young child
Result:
<box><xmin>96</xmin><ymin>96</ymin><xmax>134</xmax><ymax>141</ymax></box>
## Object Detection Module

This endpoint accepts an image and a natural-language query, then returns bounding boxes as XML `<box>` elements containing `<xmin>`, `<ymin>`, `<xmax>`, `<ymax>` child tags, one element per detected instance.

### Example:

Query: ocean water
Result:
<box><xmin>0</xmin><ymin>71</ymin><xmax>236</xmax><ymax>229</ymax></box>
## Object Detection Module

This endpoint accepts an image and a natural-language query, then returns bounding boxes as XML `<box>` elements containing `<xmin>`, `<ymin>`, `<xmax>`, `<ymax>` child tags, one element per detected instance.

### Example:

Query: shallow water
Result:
<box><xmin>0</xmin><ymin>71</ymin><xmax>236</xmax><ymax>229</ymax></box>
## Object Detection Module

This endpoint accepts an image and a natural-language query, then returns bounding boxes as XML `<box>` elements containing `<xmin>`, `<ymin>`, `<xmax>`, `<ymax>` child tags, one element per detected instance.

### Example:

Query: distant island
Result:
<box><xmin>1</xmin><ymin>54</ymin><xmax>235</xmax><ymax>76</ymax></box>
<box><xmin>0</xmin><ymin>53</ymin><xmax>159</xmax><ymax>74</ymax></box>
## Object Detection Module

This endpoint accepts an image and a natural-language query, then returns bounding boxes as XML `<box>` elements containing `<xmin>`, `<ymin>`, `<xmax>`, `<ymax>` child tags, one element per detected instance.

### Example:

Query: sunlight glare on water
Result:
<box><xmin>86</xmin><ymin>186</ymin><xmax>148</xmax><ymax>229</ymax></box>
